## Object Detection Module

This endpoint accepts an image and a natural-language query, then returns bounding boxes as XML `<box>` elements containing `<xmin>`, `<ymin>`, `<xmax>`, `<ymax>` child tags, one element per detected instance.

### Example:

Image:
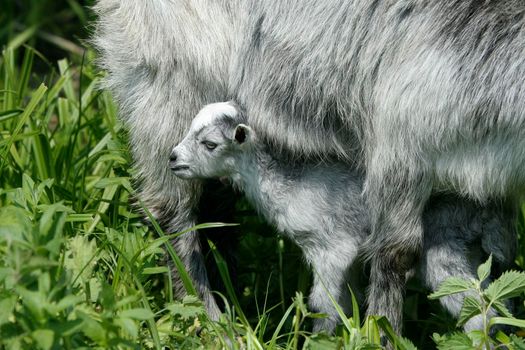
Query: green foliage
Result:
<box><xmin>485</xmin><ymin>271</ymin><xmax>525</xmax><ymax>302</ymax></box>
<box><xmin>426</xmin><ymin>278</ymin><xmax>473</xmax><ymax>299</ymax></box>
<box><xmin>1</xmin><ymin>40</ymin><xmax>168</xmax><ymax>347</ymax></box>
<box><xmin>429</xmin><ymin>255</ymin><xmax>525</xmax><ymax>349</ymax></box>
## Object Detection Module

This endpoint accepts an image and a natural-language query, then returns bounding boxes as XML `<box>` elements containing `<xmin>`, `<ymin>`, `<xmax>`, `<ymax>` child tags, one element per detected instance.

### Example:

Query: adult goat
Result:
<box><xmin>93</xmin><ymin>0</ymin><xmax>521</xmax><ymax>332</ymax></box>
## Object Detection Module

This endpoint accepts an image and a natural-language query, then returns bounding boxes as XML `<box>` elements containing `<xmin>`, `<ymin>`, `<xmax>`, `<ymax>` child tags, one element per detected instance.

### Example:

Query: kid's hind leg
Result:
<box><xmin>307</xmin><ymin>242</ymin><xmax>361</xmax><ymax>333</ymax></box>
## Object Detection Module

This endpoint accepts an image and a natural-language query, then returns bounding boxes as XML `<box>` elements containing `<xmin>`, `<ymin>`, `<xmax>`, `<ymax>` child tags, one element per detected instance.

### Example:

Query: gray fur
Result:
<box><xmin>421</xmin><ymin>196</ymin><xmax>516</xmax><ymax>332</ymax></box>
<box><xmin>93</xmin><ymin>0</ymin><xmax>521</xmax><ymax>332</ymax></box>
<box><xmin>92</xmin><ymin>0</ymin><xmax>235</xmax><ymax>320</ymax></box>
<box><xmin>228</xmin><ymin>1</ymin><xmax>525</xmax><ymax>331</ymax></box>
<box><xmin>170</xmin><ymin>102</ymin><xmax>515</xmax><ymax>332</ymax></box>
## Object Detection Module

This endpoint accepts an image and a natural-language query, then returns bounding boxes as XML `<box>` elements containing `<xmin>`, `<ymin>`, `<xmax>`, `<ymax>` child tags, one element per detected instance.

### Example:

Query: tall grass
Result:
<box><xmin>1</xmin><ymin>3</ymin><xmax>525</xmax><ymax>349</ymax></box>
<box><xmin>1</xmin><ymin>45</ymin><xmax>163</xmax><ymax>348</ymax></box>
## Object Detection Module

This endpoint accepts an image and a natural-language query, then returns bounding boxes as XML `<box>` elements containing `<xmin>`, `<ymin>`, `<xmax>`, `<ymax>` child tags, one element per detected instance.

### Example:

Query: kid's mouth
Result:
<box><xmin>169</xmin><ymin>165</ymin><xmax>194</xmax><ymax>179</ymax></box>
<box><xmin>170</xmin><ymin>164</ymin><xmax>190</xmax><ymax>171</ymax></box>
<box><xmin>168</xmin><ymin>160</ymin><xmax>190</xmax><ymax>173</ymax></box>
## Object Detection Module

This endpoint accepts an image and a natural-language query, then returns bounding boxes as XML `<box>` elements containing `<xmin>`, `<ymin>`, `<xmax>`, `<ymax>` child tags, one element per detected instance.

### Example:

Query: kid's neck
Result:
<box><xmin>229</xmin><ymin>146</ymin><xmax>285</xmax><ymax>220</ymax></box>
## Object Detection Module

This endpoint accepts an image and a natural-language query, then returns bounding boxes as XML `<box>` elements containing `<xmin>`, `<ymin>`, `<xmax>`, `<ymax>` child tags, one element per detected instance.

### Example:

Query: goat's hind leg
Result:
<box><xmin>143</xmin><ymin>180</ymin><xmax>222</xmax><ymax>321</ymax></box>
<box><xmin>421</xmin><ymin>218</ymin><xmax>487</xmax><ymax>332</ymax></box>
<box><xmin>421</xmin><ymin>197</ymin><xmax>517</xmax><ymax>332</ymax></box>
<box><xmin>365</xmin><ymin>155</ymin><xmax>432</xmax><ymax>333</ymax></box>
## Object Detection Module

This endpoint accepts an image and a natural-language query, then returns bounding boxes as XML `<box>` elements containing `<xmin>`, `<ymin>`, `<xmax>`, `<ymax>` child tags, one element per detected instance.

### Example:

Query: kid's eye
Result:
<box><xmin>202</xmin><ymin>141</ymin><xmax>217</xmax><ymax>150</ymax></box>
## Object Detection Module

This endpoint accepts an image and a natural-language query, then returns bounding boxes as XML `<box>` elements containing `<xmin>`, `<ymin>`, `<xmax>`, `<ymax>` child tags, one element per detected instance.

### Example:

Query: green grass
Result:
<box><xmin>1</xmin><ymin>4</ymin><xmax>525</xmax><ymax>349</ymax></box>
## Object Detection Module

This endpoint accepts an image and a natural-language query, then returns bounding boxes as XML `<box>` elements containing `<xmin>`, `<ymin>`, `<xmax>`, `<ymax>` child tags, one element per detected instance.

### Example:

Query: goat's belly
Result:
<box><xmin>433</xmin><ymin>136</ymin><xmax>525</xmax><ymax>201</ymax></box>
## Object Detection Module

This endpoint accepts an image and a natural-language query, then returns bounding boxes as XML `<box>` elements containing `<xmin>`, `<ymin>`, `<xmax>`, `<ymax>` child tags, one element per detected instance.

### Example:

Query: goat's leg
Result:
<box><xmin>421</xmin><ymin>197</ymin><xmax>516</xmax><ymax>332</ymax></box>
<box><xmin>141</xmin><ymin>177</ymin><xmax>225</xmax><ymax>320</ymax></box>
<box><xmin>364</xmin><ymin>155</ymin><xmax>431</xmax><ymax>334</ymax></box>
<box><xmin>306</xmin><ymin>242</ymin><xmax>360</xmax><ymax>333</ymax></box>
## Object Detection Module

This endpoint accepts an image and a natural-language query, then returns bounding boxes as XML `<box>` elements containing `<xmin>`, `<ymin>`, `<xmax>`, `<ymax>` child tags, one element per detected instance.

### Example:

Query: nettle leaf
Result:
<box><xmin>477</xmin><ymin>255</ymin><xmax>492</xmax><ymax>282</ymax></box>
<box><xmin>64</xmin><ymin>235</ymin><xmax>98</xmax><ymax>286</ymax></box>
<box><xmin>396</xmin><ymin>337</ymin><xmax>418</xmax><ymax>350</ymax></box>
<box><xmin>491</xmin><ymin>300</ymin><xmax>514</xmax><ymax>319</ymax></box>
<box><xmin>115</xmin><ymin>295</ymin><xmax>140</xmax><ymax>309</ymax></box>
<box><xmin>432</xmin><ymin>332</ymin><xmax>475</xmax><ymax>350</ymax></box>
<box><xmin>0</xmin><ymin>206</ymin><xmax>32</xmax><ymax>243</ymax></box>
<box><xmin>510</xmin><ymin>335</ymin><xmax>525</xmax><ymax>350</ymax></box>
<box><xmin>166</xmin><ymin>295</ymin><xmax>205</xmax><ymax>320</ymax></box>
<box><xmin>428</xmin><ymin>277</ymin><xmax>474</xmax><ymax>300</ymax></box>
<box><xmin>167</xmin><ymin>303</ymin><xmax>203</xmax><ymax>321</ymax></box>
<box><xmin>304</xmin><ymin>333</ymin><xmax>342</xmax><ymax>350</ymax></box>
<box><xmin>456</xmin><ymin>296</ymin><xmax>481</xmax><ymax>327</ymax></box>
<box><xmin>467</xmin><ymin>330</ymin><xmax>484</xmax><ymax>347</ymax></box>
<box><xmin>485</xmin><ymin>270</ymin><xmax>525</xmax><ymax>302</ymax></box>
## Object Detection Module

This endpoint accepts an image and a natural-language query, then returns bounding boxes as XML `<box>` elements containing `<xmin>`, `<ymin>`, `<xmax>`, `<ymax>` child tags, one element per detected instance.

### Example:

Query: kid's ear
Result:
<box><xmin>233</xmin><ymin>124</ymin><xmax>252</xmax><ymax>144</ymax></box>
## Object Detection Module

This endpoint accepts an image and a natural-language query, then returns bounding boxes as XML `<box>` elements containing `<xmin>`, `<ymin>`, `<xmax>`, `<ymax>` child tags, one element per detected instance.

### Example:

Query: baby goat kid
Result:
<box><xmin>170</xmin><ymin>102</ymin><xmax>366</xmax><ymax>330</ymax></box>
<box><xmin>169</xmin><ymin>102</ymin><xmax>512</xmax><ymax>332</ymax></box>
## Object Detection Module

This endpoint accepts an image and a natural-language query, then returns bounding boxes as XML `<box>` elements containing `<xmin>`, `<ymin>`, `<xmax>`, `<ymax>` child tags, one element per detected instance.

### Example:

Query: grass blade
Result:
<box><xmin>139</xmin><ymin>200</ymin><xmax>198</xmax><ymax>296</ymax></box>
<box><xmin>207</xmin><ymin>238</ymin><xmax>249</xmax><ymax>325</ymax></box>
<box><xmin>0</xmin><ymin>83</ymin><xmax>47</xmax><ymax>173</ymax></box>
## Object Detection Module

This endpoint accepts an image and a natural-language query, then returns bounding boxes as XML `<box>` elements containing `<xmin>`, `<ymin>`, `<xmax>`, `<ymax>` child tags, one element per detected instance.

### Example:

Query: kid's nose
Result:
<box><xmin>168</xmin><ymin>150</ymin><xmax>178</xmax><ymax>168</ymax></box>
<box><xmin>169</xmin><ymin>151</ymin><xmax>177</xmax><ymax>163</ymax></box>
